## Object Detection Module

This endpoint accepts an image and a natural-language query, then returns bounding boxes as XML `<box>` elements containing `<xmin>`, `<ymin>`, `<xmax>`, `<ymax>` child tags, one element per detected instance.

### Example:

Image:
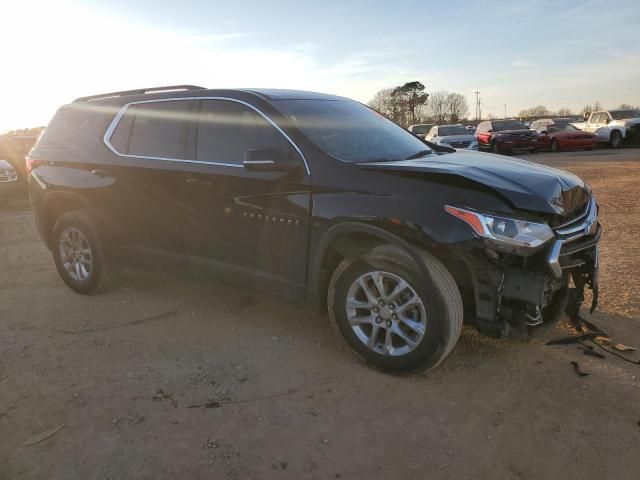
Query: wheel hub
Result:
<box><xmin>59</xmin><ymin>227</ymin><xmax>93</xmax><ymax>282</ymax></box>
<box><xmin>345</xmin><ymin>271</ymin><xmax>427</xmax><ymax>357</ymax></box>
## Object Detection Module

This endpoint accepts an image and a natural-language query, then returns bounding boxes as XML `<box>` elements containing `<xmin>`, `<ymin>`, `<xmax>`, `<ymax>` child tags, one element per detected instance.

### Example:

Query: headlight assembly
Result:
<box><xmin>445</xmin><ymin>205</ymin><xmax>554</xmax><ymax>255</ymax></box>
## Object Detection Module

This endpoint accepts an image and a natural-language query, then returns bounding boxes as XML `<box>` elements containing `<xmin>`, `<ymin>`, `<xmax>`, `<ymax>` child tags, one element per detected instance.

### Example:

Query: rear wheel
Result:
<box><xmin>327</xmin><ymin>245</ymin><xmax>463</xmax><ymax>373</ymax></box>
<box><xmin>551</xmin><ymin>139</ymin><xmax>561</xmax><ymax>152</ymax></box>
<box><xmin>52</xmin><ymin>210</ymin><xmax>115</xmax><ymax>294</ymax></box>
<box><xmin>609</xmin><ymin>130</ymin><xmax>622</xmax><ymax>149</ymax></box>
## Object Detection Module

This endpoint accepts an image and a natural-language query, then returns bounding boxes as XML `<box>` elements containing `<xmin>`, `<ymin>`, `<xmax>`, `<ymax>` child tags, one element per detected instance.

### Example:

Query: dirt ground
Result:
<box><xmin>2</xmin><ymin>148</ymin><xmax>640</xmax><ymax>480</ymax></box>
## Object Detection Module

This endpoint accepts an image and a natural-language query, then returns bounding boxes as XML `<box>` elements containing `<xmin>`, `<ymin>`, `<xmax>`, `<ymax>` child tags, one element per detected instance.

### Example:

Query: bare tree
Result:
<box><xmin>594</xmin><ymin>101</ymin><xmax>602</xmax><ymax>111</ymax></box>
<box><xmin>444</xmin><ymin>93</ymin><xmax>469</xmax><ymax>123</ymax></box>
<box><xmin>518</xmin><ymin>105</ymin><xmax>550</xmax><ymax>118</ymax></box>
<box><xmin>367</xmin><ymin>88</ymin><xmax>403</xmax><ymax>124</ymax></box>
<box><xmin>557</xmin><ymin>107</ymin><xmax>573</xmax><ymax>117</ymax></box>
<box><xmin>427</xmin><ymin>90</ymin><xmax>449</xmax><ymax>124</ymax></box>
<box><xmin>618</xmin><ymin>103</ymin><xmax>634</xmax><ymax>109</ymax></box>
<box><xmin>581</xmin><ymin>105</ymin><xmax>593</xmax><ymax>115</ymax></box>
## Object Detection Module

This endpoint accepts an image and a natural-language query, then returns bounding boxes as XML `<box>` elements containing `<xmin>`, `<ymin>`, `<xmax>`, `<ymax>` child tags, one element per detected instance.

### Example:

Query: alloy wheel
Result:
<box><xmin>345</xmin><ymin>271</ymin><xmax>427</xmax><ymax>356</ymax></box>
<box><xmin>59</xmin><ymin>227</ymin><xmax>93</xmax><ymax>281</ymax></box>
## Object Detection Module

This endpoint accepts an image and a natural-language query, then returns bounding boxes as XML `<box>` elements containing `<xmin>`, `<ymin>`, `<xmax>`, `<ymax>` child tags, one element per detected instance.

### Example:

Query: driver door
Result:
<box><xmin>181</xmin><ymin>99</ymin><xmax>311</xmax><ymax>298</ymax></box>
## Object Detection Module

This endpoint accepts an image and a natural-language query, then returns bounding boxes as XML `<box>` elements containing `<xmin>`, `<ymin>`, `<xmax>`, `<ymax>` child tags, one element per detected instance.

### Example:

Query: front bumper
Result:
<box><xmin>457</xmin><ymin>198</ymin><xmax>600</xmax><ymax>337</ymax></box>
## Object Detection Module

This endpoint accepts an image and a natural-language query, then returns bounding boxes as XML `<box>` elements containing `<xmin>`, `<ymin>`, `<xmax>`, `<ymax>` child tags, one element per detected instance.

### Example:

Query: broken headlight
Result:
<box><xmin>445</xmin><ymin>205</ymin><xmax>554</xmax><ymax>255</ymax></box>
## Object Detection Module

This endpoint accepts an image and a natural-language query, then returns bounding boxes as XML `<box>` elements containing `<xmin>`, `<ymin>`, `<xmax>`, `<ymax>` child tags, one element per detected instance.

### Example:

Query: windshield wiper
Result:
<box><xmin>405</xmin><ymin>149</ymin><xmax>433</xmax><ymax>160</ymax></box>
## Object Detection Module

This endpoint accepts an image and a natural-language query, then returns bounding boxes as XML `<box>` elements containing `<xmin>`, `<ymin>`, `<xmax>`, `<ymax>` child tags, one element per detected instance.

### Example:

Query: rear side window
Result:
<box><xmin>196</xmin><ymin>100</ymin><xmax>289</xmax><ymax>165</ymax></box>
<box><xmin>110</xmin><ymin>100</ymin><xmax>191</xmax><ymax>159</ymax></box>
<box><xmin>37</xmin><ymin>105</ymin><xmax>94</xmax><ymax>149</ymax></box>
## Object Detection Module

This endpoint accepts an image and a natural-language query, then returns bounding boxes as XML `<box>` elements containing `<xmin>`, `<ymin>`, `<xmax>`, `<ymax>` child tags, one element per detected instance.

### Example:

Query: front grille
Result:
<box><xmin>547</xmin><ymin>197</ymin><xmax>599</xmax><ymax>276</ymax></box>
<box><xmin>503</xmin><ymin>131</ymin><xmax>535</xmax><ymax>139</ymax></box>
<box><xmin>0</xmin><ymin>169</ymin><xmax>18</xmax><ymax>183</ymax></box>
<box><xmin>549</xmin><ymin>189</ymin><xmax>591</xmax><ymax>227</ymax></box>
<box><xmin>450</xmin><ymin>140</ymin><xmax>471</xmax><ymax>148</ymax></box>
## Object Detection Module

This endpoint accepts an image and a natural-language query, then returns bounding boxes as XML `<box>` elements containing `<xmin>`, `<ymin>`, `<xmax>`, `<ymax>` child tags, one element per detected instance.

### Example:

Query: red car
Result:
<box><xmin>475</xmin><ymin>119</ymin><xmax>538</xmax><ymax>154</ymax></box>
<box><xmin>532</xmin><ymin>119</ymin><xmax>595</xmax><ymax>152</ymax></box>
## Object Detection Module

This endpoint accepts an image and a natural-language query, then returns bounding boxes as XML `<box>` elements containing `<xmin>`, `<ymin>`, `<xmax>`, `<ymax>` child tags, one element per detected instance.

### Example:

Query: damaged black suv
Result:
<box><xmin>28</xmin><ymin>86</ymin><xmax>601</xmax><ymax>373</ymax></box>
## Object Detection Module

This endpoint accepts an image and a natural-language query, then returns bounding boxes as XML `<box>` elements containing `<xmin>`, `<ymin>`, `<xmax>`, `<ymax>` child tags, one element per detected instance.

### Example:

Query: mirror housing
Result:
<box><xmin>243</xmin><ymin>148</ymin><xmax>301</xmax><ymax>172</ymax></box>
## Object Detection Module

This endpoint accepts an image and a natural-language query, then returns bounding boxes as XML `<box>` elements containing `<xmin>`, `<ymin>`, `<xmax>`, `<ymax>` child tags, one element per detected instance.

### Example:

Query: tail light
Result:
<box><xmin>25</xmin><ymin>156</ymin><xmax>45</xmax><ymax>174</ymax></box>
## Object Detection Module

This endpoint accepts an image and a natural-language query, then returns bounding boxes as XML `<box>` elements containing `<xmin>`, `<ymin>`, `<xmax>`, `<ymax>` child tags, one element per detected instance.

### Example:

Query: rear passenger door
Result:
<box><xmin>181</xmin><ymin>98</ymin><xmax>311</xmax><ymax>297</ymax></box>
<box><xmin>104</xmin><ymin>99</ymin><xmax>194</xmax><ymax>264</ymax></box>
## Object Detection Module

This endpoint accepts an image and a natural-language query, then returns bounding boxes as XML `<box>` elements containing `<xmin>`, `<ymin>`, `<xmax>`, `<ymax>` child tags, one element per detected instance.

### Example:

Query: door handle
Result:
<box><xmin>185</xmin><ymin>178</ymin><xmax>212</xmax><ymax>186</ymax></box>
<box><xmin>90</xmin><ymin>169</ymin><xmax>110</xmax><ymax>177</ymax></box>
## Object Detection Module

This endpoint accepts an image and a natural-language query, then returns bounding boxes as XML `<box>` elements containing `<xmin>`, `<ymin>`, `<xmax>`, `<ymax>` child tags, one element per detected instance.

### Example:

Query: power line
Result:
<box><xmin>473</xmin><ymin>90</ymin><xmax>480</xmax><ymax>121</ymax></box>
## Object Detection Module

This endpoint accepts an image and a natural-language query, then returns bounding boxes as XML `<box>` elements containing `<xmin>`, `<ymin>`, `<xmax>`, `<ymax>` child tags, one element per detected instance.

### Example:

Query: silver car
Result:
<box><xmin>426</xmin><ymin>124</ymin><xmax>477</xmax><ymax>150</ymax></box>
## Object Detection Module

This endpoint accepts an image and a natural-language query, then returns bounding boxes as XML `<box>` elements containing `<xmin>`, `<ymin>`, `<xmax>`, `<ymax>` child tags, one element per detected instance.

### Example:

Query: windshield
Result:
<box><xmin>610</xmin><ymin>110</ymin><xmax>640</xmax><ymax>120</ymax></box>
<box><xmin>493</xmin><ymin>120</ymin><xmax>528</xmax><ymax>131</ymax></box>
<box><xmin>275</xmin><ymin>99</ymin><xmax>432</xmax><ymax>162</ymax></box>
<box><xmin>411</xmin><ymin>125</ymin><xmax>431</xmax><ymax>135</ymax></box>
<box><xmin>438</xmin><ymin>126</ymin><xmax>470</xmax><ymax>136</ymax></box>
<box><xmin>548</xmin><ymin>122</ymin><xmax>579</xmax><ymax>132</ymax></box>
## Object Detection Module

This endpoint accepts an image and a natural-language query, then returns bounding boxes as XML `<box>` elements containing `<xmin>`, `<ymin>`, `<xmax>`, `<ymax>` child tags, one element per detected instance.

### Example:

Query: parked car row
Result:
<box><xmin>407</xmin><ymin>108</ymin><xmax>640</xmax><ymax>156</ymax></box>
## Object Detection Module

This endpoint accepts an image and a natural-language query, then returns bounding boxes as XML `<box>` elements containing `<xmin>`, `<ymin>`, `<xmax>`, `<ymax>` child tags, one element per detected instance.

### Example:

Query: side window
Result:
<box><xmin>429</xmin><ymin>127</ymin><xmax>437</xmax><ymax>137</ymax></box>
<box><xmin>478</xmin><ymin>122</ymin><xmax>488</xmax><ymax>133</ymax></box>
<box><xmin>196</xmin><ymin>100</ymin><xmax>291</xmax><ymax>165</ymax></box>
<box><xmin>590</xmin><ymin>113</ymin><xmax>601</xmax><ymax>124</ymax></box>
<box><xmin>111</xmin><ymin>100</ymin><xmax>191</xmax><ymax>159</ymax></box>
<box><xmin>38</xmin><ymin>105</ymin><xmax>93</xmax><ymax>149</ymax></box>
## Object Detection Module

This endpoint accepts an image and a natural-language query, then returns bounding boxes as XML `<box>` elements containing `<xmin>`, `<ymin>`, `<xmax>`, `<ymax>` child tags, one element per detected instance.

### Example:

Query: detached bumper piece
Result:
<box><xmin>462</xmin><ymin>198</ymin><xmax>601</xmax><ymax>338</ymax></box>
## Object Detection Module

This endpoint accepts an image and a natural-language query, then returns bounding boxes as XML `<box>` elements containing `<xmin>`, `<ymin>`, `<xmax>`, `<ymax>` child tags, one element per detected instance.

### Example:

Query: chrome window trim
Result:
<box><xmin>103</xmin><ymin>96</ymin><xmax>310</xmax><ymax>175</ymax></box>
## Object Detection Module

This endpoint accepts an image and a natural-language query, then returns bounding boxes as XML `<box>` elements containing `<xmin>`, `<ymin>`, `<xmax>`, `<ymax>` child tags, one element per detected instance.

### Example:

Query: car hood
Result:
<box><xmin>437</xmin><ymin>134</ymin><xmax>476</xmax><ymax>143</ymax></box>
<box><xmin>356</xmin><ymin>150</ymin><xmax>590</xmax><ymax>216</ymax></box>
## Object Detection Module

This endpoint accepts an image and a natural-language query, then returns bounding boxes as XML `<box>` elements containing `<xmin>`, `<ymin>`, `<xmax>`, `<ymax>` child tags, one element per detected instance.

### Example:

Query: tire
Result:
<box><xmin>51</xmin><ymin>210</ymin><xmax>115</xmax><ymax>294</ymax></box>
<box><xmin>492</xmin><ymin>141</ymin><xmax>501</xmax><ymax>154</ymax></box>
<box><xmin>327</xmin><ymin>244</ymin><xmax>463</xmax><ymax>373</ymax></box>
<box><xmin>550</xmin><ymin>139</ymin><xmax>560</xmax><ymax>152</ymax></box>
<box><xmin>609</xmin><ymin>130</ymin><xmax>622</xmax><ymax>149</ymax></box>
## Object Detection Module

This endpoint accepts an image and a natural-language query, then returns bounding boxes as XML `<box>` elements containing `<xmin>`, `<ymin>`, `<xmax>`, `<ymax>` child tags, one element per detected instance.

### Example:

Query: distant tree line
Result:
<box><xmin>2</xmin><ymin>127</ymin><xmax>44</xmax><ymax>137</ymax></box>
<box><xmin>368</xmin><ymin>81</ymin><xmax>469</xmax><ymax>127</ymax></box>
<box><xmin>519</xmin><ymin>102</ymin><xmax>639</xmax><ymax>119</ymax></box>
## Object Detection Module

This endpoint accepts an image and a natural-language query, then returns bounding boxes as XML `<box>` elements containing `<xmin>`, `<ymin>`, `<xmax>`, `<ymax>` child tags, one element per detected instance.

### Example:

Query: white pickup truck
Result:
<box><xmin>577</xmin><ymin>109</ymin><xmax>640</xmax><ymax>148</ymax></box>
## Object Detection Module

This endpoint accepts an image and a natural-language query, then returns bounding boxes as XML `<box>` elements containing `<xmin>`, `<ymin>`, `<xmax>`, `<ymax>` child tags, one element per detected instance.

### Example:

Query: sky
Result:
<box><xmin>1</xmin><ymin>0</ymin><xmax>639</xmax><ymax>133</ymax></box>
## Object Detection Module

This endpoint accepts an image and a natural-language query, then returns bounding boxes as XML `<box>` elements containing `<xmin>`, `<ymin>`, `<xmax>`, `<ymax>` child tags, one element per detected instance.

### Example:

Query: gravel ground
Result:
<box><xmin>2</xmin><ymin>148</ymin><xmax>640</xmax><ymax>480</ymax></box>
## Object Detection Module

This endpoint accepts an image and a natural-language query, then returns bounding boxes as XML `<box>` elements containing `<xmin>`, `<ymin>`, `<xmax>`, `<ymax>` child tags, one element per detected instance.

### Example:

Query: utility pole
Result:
<box><xmin>474</xmin><ymin>90</ymin><xmax>480</xmax><ymax>121</ymax></box>
<box><xmin>504</xmin><ymin>104</ymin><xmax>507</xmax><ymax>119</ymax></box>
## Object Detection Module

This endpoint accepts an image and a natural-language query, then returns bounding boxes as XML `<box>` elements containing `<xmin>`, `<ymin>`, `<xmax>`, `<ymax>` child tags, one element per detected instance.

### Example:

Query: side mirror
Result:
<box><xmin>243</xmin><ymin>147</ymin><xmax>301</xmax><ymax>172</ymax></box>
<box><xmin>540</xmin><ymin>130</ymin><xmax>548</xmax><ymax>135</ymax></box>
<box><xmin>605</xmin><ymin>118</ymin><xmax>610</xmax><ymax>124</ymax></box>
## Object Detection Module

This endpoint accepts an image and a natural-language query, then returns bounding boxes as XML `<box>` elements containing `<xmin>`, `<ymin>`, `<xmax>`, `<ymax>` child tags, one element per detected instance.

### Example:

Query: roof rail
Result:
<box><xmin>72</xmin><ymin>85</ymin><xmax>206</xmax><ymax>103</ymax></box>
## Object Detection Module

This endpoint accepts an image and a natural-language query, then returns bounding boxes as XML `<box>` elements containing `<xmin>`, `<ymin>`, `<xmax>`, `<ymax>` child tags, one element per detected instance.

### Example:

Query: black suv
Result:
<box><xmin>28</xmin><ymin>86</ymin><xmax>601</xmax><ymax>372</ymax></box>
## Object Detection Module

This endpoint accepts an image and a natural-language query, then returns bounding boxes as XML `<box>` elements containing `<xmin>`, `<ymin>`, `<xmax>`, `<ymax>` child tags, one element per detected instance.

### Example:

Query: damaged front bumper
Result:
<box><xmin>459</xmin><ymin>198</ymin><xmax>601</xmax><ymax>337</ymax></box>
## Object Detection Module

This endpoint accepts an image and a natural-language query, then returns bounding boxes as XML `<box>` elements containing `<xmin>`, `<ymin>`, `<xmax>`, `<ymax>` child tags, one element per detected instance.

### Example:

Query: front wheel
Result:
<box><xmin>52</xmin><ymin>210</ymin><xmax>115</xmax><ymax>294</ymax></box>
<box><xmin>551</xmin><ymin>139</ymin><xmax>560</xmax><ymax>152</ymax></box>
<box><xmin>609</xmin><ymin>130</ymin><xmax>622</xmax><ymax>149</ymax></box>
<box><xmin>492</xmin><ymin>142</ymin><xmax>501</xmax><ymax>154</ymax></box>
<box><xmin>327</xmin><ymin>245</ymin><xmax>463</xmax><ymax>373</ymax></box>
